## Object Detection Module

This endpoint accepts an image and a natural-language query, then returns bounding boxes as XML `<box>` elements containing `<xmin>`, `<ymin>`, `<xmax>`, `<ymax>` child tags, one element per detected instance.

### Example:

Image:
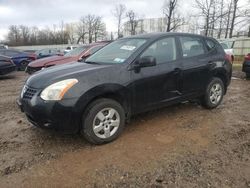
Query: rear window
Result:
<box><xmin>205</xmin><ymin>39</ymin><xmax>216</xmax><ymax>52</ymax></box>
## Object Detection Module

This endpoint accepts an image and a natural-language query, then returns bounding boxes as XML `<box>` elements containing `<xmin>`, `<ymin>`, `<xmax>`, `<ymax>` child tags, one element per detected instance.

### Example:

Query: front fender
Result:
<box><xmin>74</xmin><ymin>83</ymin><xmax>132</xmax><ymax>116</ymax></box>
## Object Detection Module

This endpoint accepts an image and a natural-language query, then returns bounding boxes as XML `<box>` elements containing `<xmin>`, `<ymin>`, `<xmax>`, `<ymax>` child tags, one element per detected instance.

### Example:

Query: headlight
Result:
<box><xmin>40</xmin><ymin>79</ymin><xmax>78</xmax><ymax>101</ymax></box>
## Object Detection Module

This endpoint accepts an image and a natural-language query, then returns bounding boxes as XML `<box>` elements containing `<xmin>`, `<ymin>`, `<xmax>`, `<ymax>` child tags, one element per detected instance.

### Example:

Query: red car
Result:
<box><xmin>26</xmin><ymin>42</ymin><xmax>109</xmax><ymax>74</ymax></box>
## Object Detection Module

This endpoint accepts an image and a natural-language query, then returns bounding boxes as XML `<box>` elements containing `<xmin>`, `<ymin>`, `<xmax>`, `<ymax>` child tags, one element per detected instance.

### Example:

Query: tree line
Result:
<box><xmin>6</xmin><ymin>0</ymin><xmax>250</xmax><ymax>46</ymax></box>
<box><xmin>7</xmin><ymin>15</ymin><xmax>107</xmax><ymax>46</ymax></box>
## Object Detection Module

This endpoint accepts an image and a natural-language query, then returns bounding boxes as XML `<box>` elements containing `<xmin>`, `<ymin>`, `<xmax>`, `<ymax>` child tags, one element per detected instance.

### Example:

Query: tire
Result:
<box><xmin>81</xmin><ymin>98</ymin><xmax>125</xmax><ymax>145</ymax></box>
<box><xmin>201</xmin><ymin>77</ymin><xmax>225</xmax><ymax>109</ymax></box>
<box><xmin>246</xmin><ymin>73</ymin><xmax>250</xmax><ymax>78</ymax></box>
<box><xmin>20</xmin><ymin>61</ymin><xmax>29</xmax><ymax>71</ymax></box>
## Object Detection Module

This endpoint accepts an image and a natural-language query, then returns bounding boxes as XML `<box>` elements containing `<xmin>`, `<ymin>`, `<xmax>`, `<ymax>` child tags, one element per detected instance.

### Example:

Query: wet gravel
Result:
<box><xmin>0</xmin><ymin>71</ymin><xmax>249</xmax><ymax>187</ymax></box>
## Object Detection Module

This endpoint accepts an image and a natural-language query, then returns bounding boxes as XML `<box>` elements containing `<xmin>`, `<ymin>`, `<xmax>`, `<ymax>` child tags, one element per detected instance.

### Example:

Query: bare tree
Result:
<box><xmin>76</xmin><ymin>17</ymin><xmax>87</xmax><ymax>44</ymax></box>
<box><xmin>126</xmin><ymin>10</ymin><xmax>139</xmax><ymax>35</ymax></box>
<box><xmin>65</xmin><ymin>23</ymin><xmax>76</xmax><ymax>44</ymax></box>
<box><xmin>225</xmin><ymin>0</ymin><xmax>233</xmax><ymax>38</ymax></box>
<box><xmin>195</xmin><ymin>0</ymin><xmax>215</xmax><ymax>36</ymax></box>
<box><xmin>85</xmin><ymin>14</ymin><xmax>97</xmax><ymax>43</ymax></box>
<box><xmin>93</xmin><ymin>17</ymin><xmax>106</xmax><ymax>42</ymax></box>
<box><xmin>163</xmin><ymin>0</ymin><xmax>184</xmax><ymax>32</ymax></box>
<box><xmin>112</xmin><ymin>4</ymin><xmax>126</xmax><ymax>38</ymax></box>
<box><xmin>8</xmin><ymin>25</ymin><xmax>21</xmax><ymax>45</ymax></box>
<box><xmin>19</xmin><ymin>25</ymin><xmax>30</xmax><ymax>44</ymax></box>
<box><xmin>217</xmin><ymin>0</ymin><xmax>225</xmax><ymax>38</ymax></box>
<box><xmin>229</xmin><ymin>0</ymin><xmax>239</xmax><ymax>37</ymax></box>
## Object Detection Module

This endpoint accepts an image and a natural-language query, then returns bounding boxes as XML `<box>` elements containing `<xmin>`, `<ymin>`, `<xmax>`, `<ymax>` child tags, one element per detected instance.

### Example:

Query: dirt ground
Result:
<box><xmin>0</xmin><ymin>70</ymin><xmax>249</xmax><ymax>188</ymax></box>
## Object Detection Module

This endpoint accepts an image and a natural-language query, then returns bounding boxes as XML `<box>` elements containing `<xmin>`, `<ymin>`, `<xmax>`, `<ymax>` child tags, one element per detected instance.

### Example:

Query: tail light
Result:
<box><xmin>28</xmin><ymin>54</ymin><xmax>37</xmax><ymax>61</ymax></box>
<box><xmin>225</xmin><ymin>54</ymin><xmax>232</xmax><ymax>64</ymax></box>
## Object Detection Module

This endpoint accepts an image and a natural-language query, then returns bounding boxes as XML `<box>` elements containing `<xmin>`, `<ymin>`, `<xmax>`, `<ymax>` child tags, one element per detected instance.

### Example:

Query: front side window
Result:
<box><xmin>140</xmin><ymin>37</ymin><xmax>176</xmax><ymax>64</ymax></box>
<box><xmin>86</xmin><ymin>38</ymin><xmax>147</xmax><ymax>64</ymax></box>
<box><xmin>179</xmin><ymin>37</ymin><xmax>205</xmax><ymax>58</ymax></box>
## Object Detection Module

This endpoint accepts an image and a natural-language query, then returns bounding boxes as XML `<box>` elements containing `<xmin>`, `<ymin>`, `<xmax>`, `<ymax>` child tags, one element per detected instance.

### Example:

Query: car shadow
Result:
<box><xmin>0</xmin><ymin>74</ymin><xmax>16</xmax><ymax>80</ymax></box>
<box><xmin>28</xmin><ymin>102</ymin><xmax>200</xmax><ymax>148</ymax></box>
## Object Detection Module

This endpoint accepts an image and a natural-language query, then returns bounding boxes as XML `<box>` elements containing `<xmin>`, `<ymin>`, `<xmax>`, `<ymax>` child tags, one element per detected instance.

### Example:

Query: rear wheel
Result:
<box><xmin>20</xmin><ymin>61</ymin><xmax>29</xmax><ymax>71</ymax></box>
<box><xmin>246</xmin><ymin>73</ymin><xmax>250</xmax><ymax>78</ymax></box>
<box><xmin>201</xmin><ymin>78</ymin><xmax>224</xmax><ymax>109</ymax></box>
<box><xmin>81</xmin><ymin>98</ymin><xmax>125</xmax><ymax>145</ymax></box>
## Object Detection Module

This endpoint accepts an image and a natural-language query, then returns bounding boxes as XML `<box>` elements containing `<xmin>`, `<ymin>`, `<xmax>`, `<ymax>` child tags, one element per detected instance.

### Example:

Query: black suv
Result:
<box><xmin>17</xmin><ymin>33</ymin><xmax>232</xmax><ymax>144</ymax></box>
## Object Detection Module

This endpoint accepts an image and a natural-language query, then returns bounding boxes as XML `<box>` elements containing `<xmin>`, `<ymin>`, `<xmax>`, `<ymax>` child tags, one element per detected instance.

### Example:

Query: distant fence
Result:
<box><xmin>233</xmin><ymin>38</ymin><xmax>250</xmax><ymax>56</ymax></box>
<box><xmin>10</xmin><ymin>44</ymin><xmax>81</xmax><ymax>51</ymax></box>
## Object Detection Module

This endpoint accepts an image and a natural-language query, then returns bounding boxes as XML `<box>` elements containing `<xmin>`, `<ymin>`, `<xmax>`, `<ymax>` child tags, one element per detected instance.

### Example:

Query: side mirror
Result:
<box><xmin>78</xmin><ymin>54</ymin><xmax>90</xmax><ymax>62</ymax></box>
<box><xmin>78</xmin><ymin>57</ymin><xmax>83</xmax><ymax>62</ymax></box>
<box><xmin>138</xmin><ymin>56</ymin><xmax>156</xmax><ymax>68</ymax></box>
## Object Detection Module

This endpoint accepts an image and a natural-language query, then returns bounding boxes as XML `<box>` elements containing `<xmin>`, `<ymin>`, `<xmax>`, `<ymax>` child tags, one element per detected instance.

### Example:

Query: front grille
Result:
<box><xmin>23</xmin><ymin>86</ymin><xmax>37</xmax><ymax>100</ymax></box>
<box><xmin>25</xmin><ymin>66</ymin><xmax>42</xmax><ymax>74</ymax></box>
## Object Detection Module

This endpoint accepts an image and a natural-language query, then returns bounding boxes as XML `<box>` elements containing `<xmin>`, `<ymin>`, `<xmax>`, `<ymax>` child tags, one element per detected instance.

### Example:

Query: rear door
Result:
<box><xmin>178</xmin><ymin>36</ymin><xmax>211</xmax><ymax>96</ymax></box>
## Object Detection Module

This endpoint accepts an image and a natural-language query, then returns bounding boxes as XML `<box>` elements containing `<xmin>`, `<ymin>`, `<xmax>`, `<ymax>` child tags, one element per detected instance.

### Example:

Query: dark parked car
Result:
<box><xmin>242</xmin><ymin>53</ymin><xmax>250</xmax><ymax>78</ymax></box>
<box><xmin>26</xmin><ymin>42</ymin><xmax>109</xmax><ymax>74</ymax></box>
<box><xmin>17</xmin><ymin>33</ymin><xmax>232</xmax><ymax>144</ymax></box>
<box><xmin>0</xmin><ymin>55</ymin><xmax>16</xmax><ymax>75</ymax></box>
<box><xmin>35</xmin><ymin>48</ymin><xmax>63</xmax><ymax>59</ymax></box>
<box><xmin>0</xmin><ymin>49</ymin><xmax>37</xmax><ymax>70</ymax></box>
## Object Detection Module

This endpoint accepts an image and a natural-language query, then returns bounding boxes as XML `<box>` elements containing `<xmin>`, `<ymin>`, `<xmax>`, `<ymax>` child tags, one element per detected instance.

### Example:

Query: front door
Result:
<box><xmin>129</xmin><ymin>37</ymin><xmax>181</xmax><ymax>113</ymax></box>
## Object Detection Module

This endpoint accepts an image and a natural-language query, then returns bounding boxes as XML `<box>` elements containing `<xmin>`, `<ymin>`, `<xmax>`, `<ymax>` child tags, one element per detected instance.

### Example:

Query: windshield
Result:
<box><xmin>64</xmin><ymin>46</ymin><xmax>88</xmax><ymax>57</ymax></box>
<box><xmin>86</xmin><ymin>38</ymin><xmax>147</xmax><ymax>64</ymax></box>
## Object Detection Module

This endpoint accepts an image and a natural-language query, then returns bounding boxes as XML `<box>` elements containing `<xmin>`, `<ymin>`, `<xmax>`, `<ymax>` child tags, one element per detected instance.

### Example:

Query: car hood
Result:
<box><xmin>28</xmin><ymin>56</ymin><xmax>76</xmax><ymax>67</ymax></box>
<box><xmin>26</xmin><ymin>62</ymin><xmax>112</xmax><ymax>89</ymax></box>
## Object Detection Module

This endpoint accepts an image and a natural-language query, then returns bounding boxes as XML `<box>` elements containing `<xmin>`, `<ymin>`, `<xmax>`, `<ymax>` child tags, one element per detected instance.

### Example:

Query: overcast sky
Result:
<box><xmin>0</xmin><ymin>0</ymin><xmax>192</xmax><ymax>40</ymax></box>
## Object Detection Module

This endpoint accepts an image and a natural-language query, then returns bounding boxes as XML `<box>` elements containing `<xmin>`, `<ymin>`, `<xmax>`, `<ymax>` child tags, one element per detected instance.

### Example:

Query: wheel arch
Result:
<box><xmin>212</xmin><ymin>69</ymin><xmax>228</xmax><ymax>94</ymax></box>
<box><xmin>75</xmin><ymin>84</ymin><xmax>132</xmax><ymax>127</ymax></box>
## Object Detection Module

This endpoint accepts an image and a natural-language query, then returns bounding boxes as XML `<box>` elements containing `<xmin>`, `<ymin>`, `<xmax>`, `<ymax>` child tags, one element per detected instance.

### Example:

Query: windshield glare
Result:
<box><xmin>86</xmin><ymin>38</ymin><xmax>147</xmax><ymax>64</ymax></box>
<box><xmin>64</xmin><ymin>46</ymin><xmax>87</xmax><ymax>57</ymax></box>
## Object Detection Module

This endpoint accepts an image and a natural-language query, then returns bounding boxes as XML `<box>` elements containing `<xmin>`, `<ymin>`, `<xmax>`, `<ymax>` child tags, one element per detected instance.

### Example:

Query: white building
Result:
<box><xmin>123</xmin><ymin>17</ymin><xmax>167</xmax><ymax>37</ymax></box>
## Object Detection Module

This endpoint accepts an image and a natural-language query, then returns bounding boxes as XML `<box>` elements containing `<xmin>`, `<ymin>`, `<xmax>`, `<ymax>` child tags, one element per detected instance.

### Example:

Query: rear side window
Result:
<box><xmin>179</xmin><ymin>37</ymin><xmax>205</xmax><ymax>58</ymax></box>
<box><xmin>205</xmin><ymin>39</ymin><xmax>216</xmax><ymax>52</ymax></box>
<box><xmin>141</xmin><ymin>37</ymin><xmax>177</xmax><ymax>64</ymax></box>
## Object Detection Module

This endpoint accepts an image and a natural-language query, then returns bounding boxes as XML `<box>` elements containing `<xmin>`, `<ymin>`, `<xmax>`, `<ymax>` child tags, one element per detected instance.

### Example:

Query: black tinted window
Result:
<box><xmin>141</xmin><ymin>37</ymin><xmax>176</xmax><ymax>64</ymax></box>
<box><xmin>206</xmin><ymin>39</ymin><xmax>216</xmax><ymax>51</ymax></box>
<box><xmin>179</xmin><ymin>37</ymin><xmax>205</xmax><ymax>58</ymax></box>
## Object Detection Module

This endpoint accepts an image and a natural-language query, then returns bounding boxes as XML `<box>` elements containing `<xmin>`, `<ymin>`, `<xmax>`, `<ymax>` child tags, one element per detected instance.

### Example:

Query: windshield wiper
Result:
<box><xmin>84</xmin><ymin>61</ymin><xmax>100</xmax><ymax>65</ymax></box>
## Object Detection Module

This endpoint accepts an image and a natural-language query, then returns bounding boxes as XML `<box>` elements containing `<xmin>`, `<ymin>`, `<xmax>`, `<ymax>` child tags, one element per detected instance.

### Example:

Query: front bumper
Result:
<box><xmin>0</xmin><ymin>65</ymin><xmax>16</xmax><ymax>75</ymax></box>
<box><xmin>242</xmin><ymin>61</ymin><xmax>250</xmax><ymax>73</ymax></box>
<box><xmin>17</xmin><ymin>89</ymin><xmax>81</xmax><ymax>134</ymax></box>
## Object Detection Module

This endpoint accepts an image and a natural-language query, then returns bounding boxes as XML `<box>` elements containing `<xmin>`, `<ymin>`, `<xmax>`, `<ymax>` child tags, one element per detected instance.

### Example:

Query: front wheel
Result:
<box><xmin>20</xmin><ymin>61</ymin><xmax>29</xmax><ymax>71</ymax></box>
<box><xmin>201</xmin><ymin>78</ymin><xmax>225</xmax><ymax>109</ymax></box>
<box><xmin>81</xmin><ymin>98</ymin><xmax>125</xmax><ymax>145</ymax></box>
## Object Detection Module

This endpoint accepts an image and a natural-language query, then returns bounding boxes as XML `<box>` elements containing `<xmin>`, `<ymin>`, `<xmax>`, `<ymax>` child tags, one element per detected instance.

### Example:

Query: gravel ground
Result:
<box><xmin>0</xmin><ymin>71</ymin><xmax>249</xmax><ymax>187</ymax></box>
